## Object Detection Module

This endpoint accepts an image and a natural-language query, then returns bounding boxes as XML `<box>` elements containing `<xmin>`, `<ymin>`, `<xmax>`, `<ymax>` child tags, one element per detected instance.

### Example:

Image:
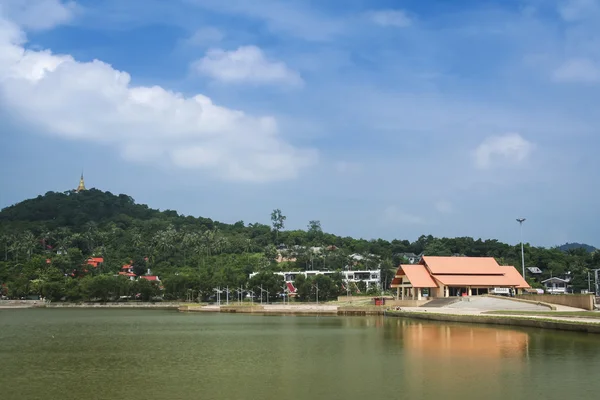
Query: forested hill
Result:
<box><xmin>1</xmin><ymin>189</ymin><xmax>599</xmax><ymax>301</ymax></box>
<box><xmin>557</xmin><ymin>242</ymin><xmax>597</xmax><ymax>253</ymax></box>
<box><xmin>0</xmin><ymin>189</ymin><xmax>215</xmax><ymax>232</ymax></box>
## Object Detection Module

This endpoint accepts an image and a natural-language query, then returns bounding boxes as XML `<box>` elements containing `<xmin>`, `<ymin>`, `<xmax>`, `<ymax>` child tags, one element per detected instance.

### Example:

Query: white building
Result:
<box><xmin>542</xmin><ymin>277</ymin><xmax>570</xmax><ymax>294</ymax></box>
<box><xmin>249</xmin><ymin>269</ymin><xmax>381</xmax><ymax>290</ymax></box>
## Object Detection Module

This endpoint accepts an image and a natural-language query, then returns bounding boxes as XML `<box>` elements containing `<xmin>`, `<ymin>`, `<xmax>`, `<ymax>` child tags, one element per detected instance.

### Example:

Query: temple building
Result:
<box><xmin>76</xmin><ymin>173</ymin><xmax>86</xmax><ymax>192</ymax></box>
<box><xmin>391</xmin><ymin>256</ymin><xmax>529</xmax><ymax>300</ymax></box>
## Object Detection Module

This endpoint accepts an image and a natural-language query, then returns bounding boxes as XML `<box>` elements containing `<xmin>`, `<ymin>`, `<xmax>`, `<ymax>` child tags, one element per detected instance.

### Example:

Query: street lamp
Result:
<box><xmin>259</xmin><ymin>285</ymin><xmax>269</xmax><ymax>305</ymax></box>
<box><xmin>223</xmin><ymin>287</ymin><xmax>230</xmax><ymax>305</ymax></box>
<box><xmin>213</xmin><ymin>287</ymin><xmax>222</xmax><ymax>306</ymax></box>
<box><xmin>235</xmin><ymin>287</ymin><xmax>244</xmax><ymax>304</ymax></box>
<box><xmin>282</xmin><ymin>284</ymin><xmax>288</xmax><ymax>305</ymax></box>
<box><xmin>312</xmin><ymin>282</ymin><xmax>319</xmax><ymax>304</ymax></box>
<box><xmin>516</xmin><ymin>218</ymin><xmax>526</xmax><ymax>279</ymax></box>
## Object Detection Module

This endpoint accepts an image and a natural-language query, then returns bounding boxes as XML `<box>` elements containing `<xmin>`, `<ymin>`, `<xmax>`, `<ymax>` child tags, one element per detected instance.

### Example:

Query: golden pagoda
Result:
<box><xmin>76</xmin><ymin>173</ymin><xmax>86</xmax><ymax>192</ymax></box>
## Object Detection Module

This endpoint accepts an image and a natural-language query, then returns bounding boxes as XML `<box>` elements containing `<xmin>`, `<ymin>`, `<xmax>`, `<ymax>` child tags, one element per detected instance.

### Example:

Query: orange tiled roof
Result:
<box><xmin>421</xmin><ymin>256</ymin><xmax>505</xmax><ymax>275</ymax></box>
<box><xmin>403</xmin><ymin>265</ymin><xmax>438</xmax><ymax>288</ymax></box>
<box><xmin>140</xmin><ymin>275</ymin><xmax>159</xmax><ymax>281</ymax></box>
<box><xmin>502</xmin><ymin>266</ymin><xmax>530</xmax><ymax>289</ymax></box>
<box><xmin>433</xmin><ymin>266</ymin><xmax>529</xmax><ymax>288</ymax></box>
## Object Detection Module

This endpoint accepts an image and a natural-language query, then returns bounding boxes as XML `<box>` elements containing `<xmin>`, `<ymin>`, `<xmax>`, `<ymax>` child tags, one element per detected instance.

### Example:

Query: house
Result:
<box><xmin>86</xmin><ymin>257</ymin><xmax>104</xmax><ymax>268</ymax></box>
<box><xmin>542</xmin><ymin>277</ymin><xmax>570</xmax><ymax>294</ymax></box>
<box><xmin>390</xmin><ymin>256</ymin><xmax>529</xmax><ymax>300</ymax></box>
<box><xmin>527</xmin><ymin>267</ymin><xmax>543</xmax><ymax>275</ymax></box>
<box><xmin>396</xmin><ymin>253</ymin><xmax>422</xmax><ymax>264</ymax></box>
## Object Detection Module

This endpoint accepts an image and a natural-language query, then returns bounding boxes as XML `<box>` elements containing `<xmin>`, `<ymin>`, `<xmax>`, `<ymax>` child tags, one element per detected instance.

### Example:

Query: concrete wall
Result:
<box><xmin>386</xmin><ymin>299</ymin><xmax>430</xmax><ymax>307</ymax></box>
<box><xmin>337</xmin><ymin>296</ymin><xmax>374</xmax><ymax>302</ymax></box>
<box><xmin>517</xmin><ymin>294</ymin><xmax>595</xmax><ymax>311</ymax></box>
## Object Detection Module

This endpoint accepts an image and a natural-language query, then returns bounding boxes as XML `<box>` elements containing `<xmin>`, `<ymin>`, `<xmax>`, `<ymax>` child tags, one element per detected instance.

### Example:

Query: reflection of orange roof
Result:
<box><xmin>403</xmin><ymin>265</ymin><xmax>438</xmax><ymax>288</ymax></box>
<box><xmin>402</xmin><ymin>322</ymin><xmax>528</xmax><ymax>359</ymax></box>
<box><xmin>422</xmin><ymin>256</ymin><xmax>504</xmax><ymax>274</ymax></box>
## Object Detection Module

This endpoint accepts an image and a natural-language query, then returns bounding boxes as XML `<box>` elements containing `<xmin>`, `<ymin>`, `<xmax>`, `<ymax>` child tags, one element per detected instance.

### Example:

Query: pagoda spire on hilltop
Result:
<box><xmin>76</xmin><ymin>172</ymin><xmax>86</xmax><ymax>192</ymax></box>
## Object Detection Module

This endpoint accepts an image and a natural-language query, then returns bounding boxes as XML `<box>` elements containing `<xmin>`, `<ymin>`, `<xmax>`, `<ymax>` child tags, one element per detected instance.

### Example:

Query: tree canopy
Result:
<box><xmin>1</xmin><ymin>188</ymin><xmax>598</xmax><ymax>302</ymax></box>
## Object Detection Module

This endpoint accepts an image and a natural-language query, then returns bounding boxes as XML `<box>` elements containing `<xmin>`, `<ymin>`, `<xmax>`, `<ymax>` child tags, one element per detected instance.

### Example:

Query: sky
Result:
<box><xmin>0</xmin><ymin>0</ymin><xmax>599</xmax><ymax>248</ymax></box>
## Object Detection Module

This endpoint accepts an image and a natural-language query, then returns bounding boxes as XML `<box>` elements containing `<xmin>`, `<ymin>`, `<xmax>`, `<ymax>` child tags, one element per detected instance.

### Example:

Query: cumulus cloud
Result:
<box><xmin>0</xmin><ymin>0</ymin><xmax>76</xmax><ymax>30</ymax></box>
<box><xmin>368</xmin><ymin>9</ymin><xmax>411</xmax><ymax>28</ymax></box>
<box><xmin>382</xmin><ymin>206</ymin><xmax>426</xmax><ymax>225</ymax></box>
<box><xmin>0</xmin><ymin>15</ymin><xmax>316</xmax><ymax>182</ymax></box>
<box><xmin>193</xmin><ymin>45</ymin><xmax>303</xmax><ymax>86</ymax></box>
<box><xmin>474</xmin><ymin>133</ymin><xmax>534</xmax><ymax>169</ymax></box>
<box><xmin>552</xmin><ymin>58</ymin><xmax>600</xmax><ymax>83</ymax></box>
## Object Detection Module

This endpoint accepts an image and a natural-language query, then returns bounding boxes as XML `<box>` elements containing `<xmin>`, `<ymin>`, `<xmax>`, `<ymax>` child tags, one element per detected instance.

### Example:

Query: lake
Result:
<box><xmin>1</xmin><ymin>309</ymin><xmax>599</xmax><ymax>399</ymax></box>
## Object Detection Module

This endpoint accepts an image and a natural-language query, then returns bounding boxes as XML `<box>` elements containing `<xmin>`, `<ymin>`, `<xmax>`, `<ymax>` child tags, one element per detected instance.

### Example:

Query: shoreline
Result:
<box><xmin>385</xmin><ymin>310</ymin><xmax>600</xmax><ymax>334</ymax></box>
<box><xmin>4</xmin><ymin>301</ymin><xmax>600</xmax><ymax>334</ymax></box>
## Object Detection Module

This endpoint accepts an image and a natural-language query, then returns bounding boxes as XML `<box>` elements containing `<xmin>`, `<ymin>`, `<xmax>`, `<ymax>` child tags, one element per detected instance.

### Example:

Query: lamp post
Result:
<box><xmin>248</xmin><ymin>290</ymin><xmax>255</xmax><ymax>307</ymax></box>
<box><xmin>236</xmin><ymin>287</ymin><xmax>244</xmax><ymax>304</ymax></box>
<box><xmin>312</xmin><ymin>282</ymin><xmax>319</xmax><ymax>304</ymax></box>
<box><xmin>516</xmin><ymin>218</ymin><xmax>526</xmax><ymax>279</ymax></box>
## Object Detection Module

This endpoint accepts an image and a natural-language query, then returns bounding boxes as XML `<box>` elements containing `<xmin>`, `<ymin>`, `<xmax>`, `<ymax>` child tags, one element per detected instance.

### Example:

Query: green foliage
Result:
<box><xmin>248</xmin><ymin>271</ymin><xmax>285</xmax><ymax>302</ymax></box>
<box><xmin>0</xmin><ymin>189</ymin><xmax>598</xmax><ymax>302</ymax></box>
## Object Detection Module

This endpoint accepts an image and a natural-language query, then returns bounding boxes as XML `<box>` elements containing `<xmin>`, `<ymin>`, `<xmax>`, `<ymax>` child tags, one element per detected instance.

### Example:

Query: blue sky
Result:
<box><xmin>0</xmin><ymin>0</ymin><xmax>599</xmax><ymax>247</ymax></box>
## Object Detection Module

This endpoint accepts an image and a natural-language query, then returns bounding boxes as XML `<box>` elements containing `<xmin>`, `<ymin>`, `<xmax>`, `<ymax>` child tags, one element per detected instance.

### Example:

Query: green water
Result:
<box><xmin>1</xmin><ymin>309</ymin><xmax>599</xmax><ymax>400</ymax></box>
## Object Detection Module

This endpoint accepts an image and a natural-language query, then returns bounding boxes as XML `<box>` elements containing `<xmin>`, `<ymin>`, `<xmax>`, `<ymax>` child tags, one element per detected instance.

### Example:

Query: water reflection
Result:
<box><xmin>392</xmin><ymin>319</ymin><xmax>528</xmax><ymax>360</ymax></box>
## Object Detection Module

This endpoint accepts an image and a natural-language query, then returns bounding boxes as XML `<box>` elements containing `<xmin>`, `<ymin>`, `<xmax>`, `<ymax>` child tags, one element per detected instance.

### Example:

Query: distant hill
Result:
<box><xmin>557</xmin><ymin>242</ymin><xmax>597</xmax><ymax>253</ymax></box>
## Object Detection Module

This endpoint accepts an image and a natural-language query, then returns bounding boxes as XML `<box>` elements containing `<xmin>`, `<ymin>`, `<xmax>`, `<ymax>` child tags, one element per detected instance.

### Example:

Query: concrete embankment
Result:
<box><xmin>0</xmin><ymin>301</ymin><xmax>181</xmax><ymax>310</ymax></box>
<box><xmin>386</xmin><ymin>310</ymin><xmax>600</xmax><ymax>334</ymax></box>
<box><xmin>179</xmin><ymin>304</ymin><xmax>387</xmax><ymax>316</ymax></box>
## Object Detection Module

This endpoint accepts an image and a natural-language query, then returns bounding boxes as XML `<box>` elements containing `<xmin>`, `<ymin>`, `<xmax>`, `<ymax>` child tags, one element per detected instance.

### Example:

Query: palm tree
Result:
<box><xmin>21</xmin><ymin>231</ymin><xmax>37</xmax><ymax>261</ymax></box>
<box><xmin>182</xmin><ymin>232</ymin><xmax>199</xmax><ymax>266</ymax></box>
<box><xmin>0</xmin><ymin>233</ymin><xmax>10</xmax><ymax>261</ymax></box>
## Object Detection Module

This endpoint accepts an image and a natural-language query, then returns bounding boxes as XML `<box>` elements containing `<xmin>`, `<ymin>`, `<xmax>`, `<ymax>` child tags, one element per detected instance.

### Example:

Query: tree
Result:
<box><xmin>248</xmin><ymin>271</ymin><xmax>284</xmax><ymax>303</ymax></box>
<box><xmin>307</xmin><ymin>220</ymin><xmax>323</xmax><ymax>244</ymax></box>
<box><xmin>423</xmin><ymin>239</ymin><xmax>452</xmax><ymax>256</ymax></box>
<box><xmin>270</xmin><ymin>209</ymin><xmax>286</xmax><ymax>242</ymax></box>
<box><xmin>133</xmin><ymin>278</ymin><xmax>160</xmax><ymax>301</ymax></box>
<box><xmin>131</xmin><ymin>256</ymin><xmax>147</xmax><ymax>276</ymax></box>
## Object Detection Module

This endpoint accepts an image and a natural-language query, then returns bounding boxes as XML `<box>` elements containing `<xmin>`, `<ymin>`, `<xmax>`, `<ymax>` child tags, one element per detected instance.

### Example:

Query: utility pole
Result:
<box><xmin>516</xmin><ymin>218</ymin><xmax>526</xmax><ymax>279</ymax></box>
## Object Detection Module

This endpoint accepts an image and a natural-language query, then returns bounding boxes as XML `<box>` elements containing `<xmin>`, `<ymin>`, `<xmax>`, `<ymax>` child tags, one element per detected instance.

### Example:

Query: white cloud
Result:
<box><xmin>0</xmin><ymin>15</ymin><xmax>316</xmax><ymax>182</ymax></box>
<box><xmin>434</xmin><ymin>200</ymin><xmax>453</xmax><ymax>214</ymax></box>
<box><xmin>0</xmin><ymin>0</ymin><xmax>76</xmax><ymax>30</ymax></box>
<box><xmin>368</xmin><ymin>9</ymin><xmax>411</xmax><ymax>28</ymax></box>
<box><xmin>194</xmin><ymin>45</ymin><xmax>303</xmax><ymax>86</ymax></box>
<box><xmin>185</xmin><ymin>27</ymin><xmax>224</xmax><ymax>46</ymax></box>
<box><xmin>474</xmin><ymin>133</ymin><xmax>534</xmax><ymax>169</ymax></box>
<box><xmin>558</xmin><ymin>0</ymin><xmax>599</xmax><ymax>22</ymax></box>
<box><xmin>552</xmin><ymin>58</ymin><xmax>600</xmax><ymax>83</ymax></box>
<box><xmin>382</xmin><ymin>206</ymin><xmax>426</xmax><ymax>225</ymax></box>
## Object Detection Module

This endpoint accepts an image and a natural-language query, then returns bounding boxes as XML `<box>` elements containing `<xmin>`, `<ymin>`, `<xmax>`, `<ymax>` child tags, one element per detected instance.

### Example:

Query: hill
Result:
<box><xmin>557</xmin><ymin>243</ymin><xmax>597</xmax><ymax>253</ymax></box>
<box><xmin>1</xmin><ymin>189</ymin><xmax>599</xmax><ymax>301</ymax></box>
